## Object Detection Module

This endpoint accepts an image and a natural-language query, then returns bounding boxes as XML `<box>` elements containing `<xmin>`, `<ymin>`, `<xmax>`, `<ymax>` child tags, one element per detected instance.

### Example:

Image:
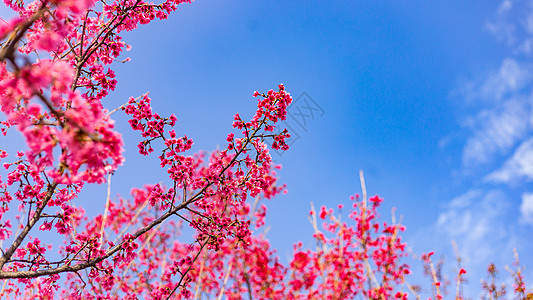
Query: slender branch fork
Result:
<box><xmin>0</xmin><ymin>123</ymin><xmax>268</xmax><ymax>279</ymax></box>
<box><xmin>0</xmin><ymin>182</ymin><xmax>58</xmax><ymax>271</ymax></box>
<box><xmin>0</xmin><ymin>66</ymin><xmax>276</xmax><ymax>281</ymax></box>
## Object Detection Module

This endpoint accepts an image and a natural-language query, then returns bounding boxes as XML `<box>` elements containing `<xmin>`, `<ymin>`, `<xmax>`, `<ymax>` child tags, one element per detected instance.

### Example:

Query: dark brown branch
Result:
<box><xmin>165</xmin><ymin>240</ymin><xmax>208</xmax><ymax>300</ymax></box>
<box><xmin>0</xmin><ymin>112</ymin><xmax>271</xmax><ymax>279</ymax></box>
<box><xmin>71</xmin><ymin>0</ymin><xmax>142</xmax><ymax>91</ymax></box>
<box><xmin>0</xmin><ymin>5</ymin><xmax>47</xmax><ymax>62</ymax></box>
<box><xmin>0</xmin><ymin>181</ymin><xmax>58</xmax><ymax>270</ymax></box>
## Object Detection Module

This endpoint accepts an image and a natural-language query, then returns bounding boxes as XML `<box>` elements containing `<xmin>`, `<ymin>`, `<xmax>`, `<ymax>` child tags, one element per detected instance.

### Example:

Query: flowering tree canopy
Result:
<box><xmin>0</xmin><ymin>0</ymin><xmax>530</xmax><ymax>299</ymax></box>
<box><xmin>0</xmin><ymin>0</ymin><xmax>293</xmax><ymax>297</ymax></box>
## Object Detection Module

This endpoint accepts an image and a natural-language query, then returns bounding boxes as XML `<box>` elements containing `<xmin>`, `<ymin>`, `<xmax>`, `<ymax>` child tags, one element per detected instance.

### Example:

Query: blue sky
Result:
<box><xmin>89</xmin><ymin>0</ymin><xmax>533</xmax><ymax>296</ymax></box>
<box><xmin>101</xmin><ymin>0</ymin><xmax>533</xmax><ymax>296</ymax></box>
<box><xmin>3</xmin><ymin>0</ymin><xmax>533</xmax><ymax>297</ymax></box>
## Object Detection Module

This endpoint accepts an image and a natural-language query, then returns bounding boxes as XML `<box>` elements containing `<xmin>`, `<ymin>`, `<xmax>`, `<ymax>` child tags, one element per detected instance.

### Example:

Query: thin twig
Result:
<box><xmin>113</xmin><ymin>222</ymin><xmax>163</xmax><ymax>295</ymax></box>
<box><xmin>359</xmin><ymin>170</ymin><xmax>367</xmax><ymax>204</ymax></box>
<box><xmin>308</xmin><ymin>202</ymin><xmax>326</xmax><ymax>253</ymax></box>
<box><xmin>192</xmin><ymin>251</ymin><xmax>207</xmax><ymax>300</ymax></box>
<box><xmin>0</xmin><ymin>182</ymin><xmax>58</xmax><ymax>270</ymax></box>
<box><xmin>429</xmin><ymin>260</ymin><xmax>442</xmax><ymax>297</ymax></box>
<box><xmin>404</xmin><ymin>280</ymin><xmax>422</xmax><ymax>300</ymax></box>
<box><xmin>107</xmin><ymin>93</ymin><xmax>147</xmax><ymax>116</ymax></box>
<box><xmin>99</xmin><ymin>173</ymin><xmax>112</xmax><ymax>248</ymax></box>
<box><xmin>217</xmin><ymin>260</ymin><xmax>234</xmax><ymax>300</ymax></box>
<box><xmin>112</xmin><ymin>198</ymin><xmax>150</xmax><ymax>245</ymax></box>
<box><xmin>451</xmin><ymin>240</ymin><xmax>464</xmax><ymax>300</ymax></box>
<box><xmin>165</xmin><ymin>241</ymin><xmax>208</xmax><ymax>300</ymax></box>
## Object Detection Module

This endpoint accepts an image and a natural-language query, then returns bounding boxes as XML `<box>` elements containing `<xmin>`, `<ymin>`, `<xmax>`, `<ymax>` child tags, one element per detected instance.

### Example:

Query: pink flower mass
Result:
<box><xmin>0</xmin><ymin>0</ymin><xmax>530</xmax><ymax>299</ymax></box>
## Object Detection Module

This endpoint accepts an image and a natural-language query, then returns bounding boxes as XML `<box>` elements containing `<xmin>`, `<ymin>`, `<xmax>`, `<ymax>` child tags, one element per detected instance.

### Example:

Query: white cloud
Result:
<box><xmin>482</xmin><ymin>59</ymin><xmax>531</xmax><ymax>101</ymax></box>
<box><xmin>520</xmin><ymin>192</ymin><xmax>533</xmax><ymax>224</ymax></box>
<box><xmin>519</xmin><ymin>1</ymin><xmax>533</xmax><ymax>55</ymax></box>
<box><xmin>498</xmin><ymin>0</ymin><xmax>514</xmax><ymax>14</ymax></box>
<box><xmin>410</xmin><ymin>187</ymin><xmax>531</xmax><ymax>297</ymax></box>
<box><xmin>434</xmin><ymin>189</ymin><xmax>510</xmax><ymax>264</ymax></box>
<box><xmin>459</xmin><ymin>58</ymin><xmax>531</xmax><ymax>104</ymax></box>
<box><xmin>456</xmin><ymin>2</ymin><xmax>533</xmax><ymax>169</ymax></box>
<box><xmin>486</xmin><ymin>0</ymin><xmax>518</xmax><ymax>46</ymax></box>
<box><xmin>448</xmin><ymin>188</ymin><xmax>482</xmax><ymax>208</ymax></box>
<box><xmin>462</xmin><ymin>99</ymin><xmax>531</xmax><ymax>166</ymax></box>
<box><xmin>486</xmin><ymin>136</ymin><xmax>533</xmax><ymax>183</ymax></box>
<box><xmin>486</xmin><ymin>0</ymin><xmax>533</xmax><ymax>53</ymax></box>
<box><xmin>429</xmin><ymin>2</ymin><xmax>533</xmax><ymax>294</ymax></box>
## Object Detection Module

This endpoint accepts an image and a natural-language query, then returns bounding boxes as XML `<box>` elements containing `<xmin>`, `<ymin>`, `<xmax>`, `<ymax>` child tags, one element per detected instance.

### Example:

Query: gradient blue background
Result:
<box><xmin>4</xmin><ymin>0</ymin><xmax>533</xmax><ymax>297</ymax></box>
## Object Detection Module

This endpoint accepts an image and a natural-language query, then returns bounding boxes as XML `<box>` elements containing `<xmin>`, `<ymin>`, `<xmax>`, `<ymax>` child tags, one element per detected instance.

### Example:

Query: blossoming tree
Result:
<box><xmin>0</xmin><ymin>0</ymin><xmax>530</xmax><ymax>299</ymax></box>
<box><xmin>0</xmin><ymin>0</ymin><xmax>290</xmax><ymax>297</ymax></box>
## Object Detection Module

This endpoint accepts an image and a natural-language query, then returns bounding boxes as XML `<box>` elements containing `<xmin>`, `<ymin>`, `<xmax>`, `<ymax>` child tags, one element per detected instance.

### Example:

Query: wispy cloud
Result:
<box><xmin>486</xmin><ymin>136</ymin><xmax>533</xmax><ymax>183</ymax></box>
<box><xmin>520</xmin><ymin>192</ymin><xmax>533</xmax><ymax>224</ymax></box>
<box><xmin>453</xmin><ymin>2</ymin><xmax>533</xmax><ymax>237</ymax></box>
<box><xmin>459</xmin><ymin>59</ymin><xmax>531</xmax><ymax>104</ymax></box>
<box><xmin>462</xmin><ymin>98</ymin><xmax>531</xmax><ymax>166</ymax></box>
<box><xmin>411</xmin><ymin>186</ymin><xmax>530</xmax><ymax>296</ymax></box>
<box><xmin>456</xmin><ymin>0</ymin><xmax>533</xmax><ymax>169</ymax></box>
<box><xmin>426</xmin><ymin>2</ymin><xmax>533</xmax><ymax>294</ymax></box>
<box><xmin>435</xmin><ymin>189</ymin><xmax>510</xmax><ymax>265</ymax></box>
<box><xmin>486</xmin><ymin>0</ymin><xmax>533</xmax><ymax>55</ymax></box>
<box><xmin>486</xmin><ymin>0</ymin><xmax>518</xmax><ymax>46</ymax></box>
